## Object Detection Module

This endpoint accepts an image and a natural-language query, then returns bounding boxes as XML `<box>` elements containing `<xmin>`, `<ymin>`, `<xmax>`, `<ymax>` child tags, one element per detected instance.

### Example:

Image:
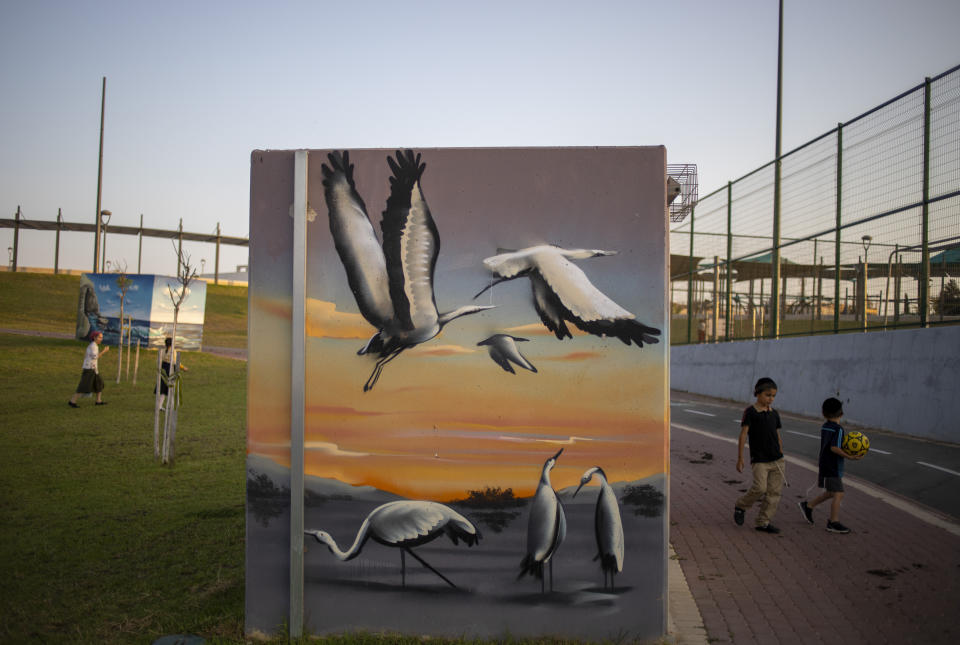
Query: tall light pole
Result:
<box><xmin>771</xmin><ymin>0</ymin><xmax>784</xmax><ymax>339</ymax></box>
<box><xmin>861</xmin><ymin>235</ymin><xmax>872</xmax><ymax>331</ymax></box>
<box><xmin>93</xmin><ymin>77</ymin><xmax>107</xmax><ymax>272</ymax></box>
<box><xmin>100</xmin><ymin>210</ymin><xmax>112</xmax><ymax>272</ymax></box>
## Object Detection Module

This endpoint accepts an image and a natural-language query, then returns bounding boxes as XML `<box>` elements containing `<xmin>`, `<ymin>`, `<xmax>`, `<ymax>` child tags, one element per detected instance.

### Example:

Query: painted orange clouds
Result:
<box><xmin>253</xmin><ymin>294</ymin><xmax>479</xmax><ymax>355</ymax></box>
<box><xmin>541</xmin><ymin>351</ymin><xmax>604</xmax><ymax>361</ymax></box>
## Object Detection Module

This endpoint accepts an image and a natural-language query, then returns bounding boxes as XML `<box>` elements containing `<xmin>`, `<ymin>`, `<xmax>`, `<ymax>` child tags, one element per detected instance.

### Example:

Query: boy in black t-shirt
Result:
<box><xmin>797</xmin><ymin>397</ymin><xmax>862</xmax><ymax>533</ymax></box>
<box><xmin>734</xmin><ymin>377</ymin><xmax>786</xmax><ymax>533</ymax></box>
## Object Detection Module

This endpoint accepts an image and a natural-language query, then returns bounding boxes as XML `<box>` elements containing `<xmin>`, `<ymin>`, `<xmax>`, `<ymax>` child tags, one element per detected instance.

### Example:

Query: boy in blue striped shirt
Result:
<box><xmin>798</xmin><ymin>397</ymin><xmax>862</xmax><ymax>533</ymax></box>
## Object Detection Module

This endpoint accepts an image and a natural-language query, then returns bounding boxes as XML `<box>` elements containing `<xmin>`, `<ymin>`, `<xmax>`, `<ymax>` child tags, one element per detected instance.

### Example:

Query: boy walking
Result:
<box><xmin>734</xmin><ymin>377</ymin><xmax>786</xmax><ymax>534</ymax></box>
<box><xmin>798</xmin><ymin>397</ymin><xmax>862</xmax><ymax>533</ymax></box>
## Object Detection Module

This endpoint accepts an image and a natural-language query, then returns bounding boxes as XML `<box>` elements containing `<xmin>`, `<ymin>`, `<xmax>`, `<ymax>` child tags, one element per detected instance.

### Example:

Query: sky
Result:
<box><xmin>1</xmin><ymin>0</ymin><xmax>958</xmax><ymax>277</ymax></box>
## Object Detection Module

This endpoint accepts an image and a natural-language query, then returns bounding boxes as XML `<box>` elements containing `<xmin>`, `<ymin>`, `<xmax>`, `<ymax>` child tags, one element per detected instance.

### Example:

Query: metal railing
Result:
<box><xmin>1</xmin><ymin>208</ymin><xmax>247</xmax><ymax>283</ymax></box>
<box><xmin>671</xmin><ymin>64</ymin><xmax>960</xmax><ymax>345</ymax></box>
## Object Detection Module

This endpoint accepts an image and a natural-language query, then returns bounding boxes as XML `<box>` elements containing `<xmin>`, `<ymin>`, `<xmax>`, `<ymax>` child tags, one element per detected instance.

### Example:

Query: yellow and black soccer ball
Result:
<box><xmin>841</xmin><ymin>431</ymin><xmax>870</xmax><ymax>458</ymax></box>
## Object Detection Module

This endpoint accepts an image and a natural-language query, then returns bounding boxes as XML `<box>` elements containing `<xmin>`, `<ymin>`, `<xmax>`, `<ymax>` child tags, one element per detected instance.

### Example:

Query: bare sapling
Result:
<box><xmin>160</xmin><ymin>243</ymin><xmax>198</xmax><ymax>465</ymax></box>
<box><xmin>154</xmin><ymin>349</ymin><xmax>163</xmax><ymax>458</ymax></box>
<box><xmin>114</xmin><ymin>262</ymin><xmax>132</xmax><ymax>384</ymax></box>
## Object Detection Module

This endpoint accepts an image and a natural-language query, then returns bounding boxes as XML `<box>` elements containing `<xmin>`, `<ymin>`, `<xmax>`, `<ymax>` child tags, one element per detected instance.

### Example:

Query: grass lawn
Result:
<box><xmin>203</xmin><ymin>283</ymin><xmax>248</xmax><ymax>349</ymax></box>
<box><xmin>0</xmin><ymin>334</ymin><xmax>247</xmax><ymax>643</ymax></box>
<box><xmin>0</xmin><ymin>272</ymin><xmax>80</xmax><ymax>333</ymax></box>
<box><xmin>1</xmin><ymin>273</ymin><xmax>649</xmax><ymax>644</ymax></box>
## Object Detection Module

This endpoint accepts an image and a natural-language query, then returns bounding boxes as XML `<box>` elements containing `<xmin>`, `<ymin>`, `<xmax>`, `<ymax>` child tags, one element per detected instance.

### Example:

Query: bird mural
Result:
<box><xmin>474</xmin><ymin>245</ymin><xmax>660</xmax><ymax>347</ymax></box>
<box><xmin>321</xmin><ymin>150</ymin><xmax>495</xmax><ymax>391</ymax></box>
<box><xmin>304</xmin><ymin>500</ymin><xmax>480</xmax><ymax>589</ymax></box>
<box><xmin>477</xmin><ymin>334</ymin><xmax>537</xmax><ymax>374</ymax></box>
<box><xmin>573</xmin><ymin>466</ymin><xmax>625</xmax><ymax>590</ymax></box>
<box><xmin>519</xmin><ymin>448</ymin><xmax>566</xmax><ymax>593</ymax></box>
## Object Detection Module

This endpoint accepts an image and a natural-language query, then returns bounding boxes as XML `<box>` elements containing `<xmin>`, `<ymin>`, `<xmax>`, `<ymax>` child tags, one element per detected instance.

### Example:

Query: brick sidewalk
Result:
<box><xmin>670</xmin><ymin>425</ymin><xmax>960</xmax><ymax>645</ymax></box>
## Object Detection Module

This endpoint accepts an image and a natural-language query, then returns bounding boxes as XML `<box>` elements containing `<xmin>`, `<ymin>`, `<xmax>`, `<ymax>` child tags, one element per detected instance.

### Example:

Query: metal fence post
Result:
<box><xmin>809</xmin><ymin>238</ymin><xmax>817</xmax><ymax>329</ymax></box>
<box><xmin>834</xmin><ymin>123</ymin><xmax>843</xmax><ymax>333</ymax></box>
<box><xmin>289</xmin><ymin>150</ymin><xmax>309</xmax><ymax>639</ymax></box>
<box><xmin>215</xmin><ymin>222</ymin><xmax>221</xmax><ymax>285</ymax></box>
<box><xmin>12</xmin><ymin>206</ymin><xmax>20</xmax><ymax>271</ymax></box>
<box><xmin>54</xmin><ymin>209</ymin><xmax>62</xmax><ymax>274</ymax></box>
<box><xmin>177</xmin><ymin>218</ymin><xmax>183</xmax><ymax>276</ymax></box>
<box><xmin>920</xmin><ymin>77</ymin><xmax>931</xmax><ymax>328</ymax></box>
<box><xmin>725</xmin><ymin>182</ymin><xmax>733</xmax><ymax>341</ymax></box>
<box><xmin>686</xmin><ymin>206</ymin><xmax>695</xmax><ymax>344</ymax></box>
<box><xmin>138</xmin><ymin>214</ymin><xmax>143</xmax><ymax>274</ymax></box>
<box><xmin>712</xmin><ymin>255</ymin><xmax>720</xmax><ymax>341</ymax></box>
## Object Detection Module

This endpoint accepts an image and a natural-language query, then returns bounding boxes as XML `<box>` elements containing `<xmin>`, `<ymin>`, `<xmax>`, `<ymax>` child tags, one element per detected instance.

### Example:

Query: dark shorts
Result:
<box><xmin>76</xmin><ymin>369</ymin><xmax>104</xmax><ymax>394</ymax></box>
<box><xmin>818</xmin><ymin>475</ymin><xmax>844</xmax><ymax>492</ymax></box>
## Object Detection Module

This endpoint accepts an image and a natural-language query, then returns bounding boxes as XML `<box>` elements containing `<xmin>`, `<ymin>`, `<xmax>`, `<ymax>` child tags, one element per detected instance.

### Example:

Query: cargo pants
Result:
<box><xmin>736</xmin><ymin>458</ymin><xmax>785</xmax><ymax>527</ymax></box>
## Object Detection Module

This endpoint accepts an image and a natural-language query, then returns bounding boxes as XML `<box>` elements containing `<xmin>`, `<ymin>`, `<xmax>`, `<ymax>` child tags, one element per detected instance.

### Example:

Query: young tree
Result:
<box><xmin>158</xmin><ymin>243</ymin><xmax>197</xmax><ymax>465</ymax></box>
<box><xmin>114</xmin><ymin>261</ymin><xmax>132</xmax><ymax>384</ymax></box>
<box><xmin>931</xmin><ymin>279</ymin><xmax>960</xmax><ymax>316</ymax></box>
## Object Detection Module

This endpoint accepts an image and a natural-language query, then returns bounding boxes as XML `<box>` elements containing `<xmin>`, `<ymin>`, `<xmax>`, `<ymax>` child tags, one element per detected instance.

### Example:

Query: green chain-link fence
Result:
<box><xmin>671</xmin><ymin>64</ymin><xmax>960</xmax><ymax>345</ymax></box>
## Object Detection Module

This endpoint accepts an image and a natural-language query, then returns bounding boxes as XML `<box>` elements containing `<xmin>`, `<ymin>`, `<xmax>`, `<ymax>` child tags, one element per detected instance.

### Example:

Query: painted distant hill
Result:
<box><xmin>557</xmin><ymin>473</ymin><xmax>664</xmax><ymax>503</ymax></box>
<box><xmin>248</xmin><ymin>452</ymin><xmax>663</xmax><ymax>512</ymax></box>
<box><xmin>557</xmin><ymin>473</ymin><xmax>666</xmax><ymax>518</ymax></box>
<box><xmin>247</xmin><ymin>453</ymin><xmax>402</xmax><ymax>504</ymax></box>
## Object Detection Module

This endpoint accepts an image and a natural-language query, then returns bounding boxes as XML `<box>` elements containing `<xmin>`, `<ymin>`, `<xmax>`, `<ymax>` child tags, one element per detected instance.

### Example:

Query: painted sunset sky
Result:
<box><xmin>248</xmin><ymin>147</ymin><xmax>669</xmax><ymax>500</ymax></box>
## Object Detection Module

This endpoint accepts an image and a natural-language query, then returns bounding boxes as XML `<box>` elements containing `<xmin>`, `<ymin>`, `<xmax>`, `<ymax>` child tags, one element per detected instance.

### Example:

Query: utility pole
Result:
<box><xmin>93</xmin><ymin>76</ymin><xmax>106</xmax><ymax>272</ymax></box>
<box><xmin>771</xmin><ymin>0</ymin><xmax>784</xmax><ymax>338</ymax></box>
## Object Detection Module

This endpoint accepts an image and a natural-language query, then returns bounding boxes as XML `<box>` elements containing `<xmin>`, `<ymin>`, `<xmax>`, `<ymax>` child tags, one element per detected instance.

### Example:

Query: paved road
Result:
<box><xmin>671</xmin><ymin>391</ymin><xmax>960</xmax><ymax>520</ymax></box>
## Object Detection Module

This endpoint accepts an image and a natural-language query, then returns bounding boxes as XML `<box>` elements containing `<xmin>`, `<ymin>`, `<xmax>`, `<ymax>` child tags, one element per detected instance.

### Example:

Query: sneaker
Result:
<box><xmin>95</xmin><ymin>401</ymin><xmax>108</xmax><ymax>406</ymax></box>
<box><xmin>827</xmin><ymin>521</ymin><xmax>850</xmax><ymax>534</ymax></box>
<box><xmin>68</xmin><ymin>401</ymin><xmax>79</xmax><ymax>408</ymax></box>
<box><xmin>798</xmin><ymin>501</ymin><xmax>814</xmax><ymax>525</ymax></box>
<box><xmin>756</xmin><ymin>523</ymin><xmax>781</xmax><ymax>534</ymax></box>
<box><xmin>734</xmin><ymin>507</ymin><xmax>745</xmax><ymax>526</ymax></box>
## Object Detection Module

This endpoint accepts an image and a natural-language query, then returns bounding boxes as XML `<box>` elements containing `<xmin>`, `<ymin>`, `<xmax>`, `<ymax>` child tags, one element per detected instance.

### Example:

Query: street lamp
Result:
<box><xmin>106</xmin><ymin>260</ymin><xmax>112</xmax><ymax>272</ymax></box>
<box><xmin>7</xmin><ymin>247</ymin><xmax>12</xmax><ymax>268</ymax></box>
<box><xmin>201</xmin><ymin>258</ymin><xmax>206</xmax><ymax>275</ymax></box>
<box><xmin>99</xmin><ymin>210</ymin><xmax>112</xmax><ymax>272</ymax></box>
<box><xmin>861</xmin><ymin>235</ymin><xmax>872</xmax><ymax>330</ymax></box>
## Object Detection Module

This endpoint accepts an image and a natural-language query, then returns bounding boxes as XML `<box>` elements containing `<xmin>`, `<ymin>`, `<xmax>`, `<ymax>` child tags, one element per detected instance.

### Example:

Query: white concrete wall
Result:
<box><xmin>671</xmin><ymin>326</ymin><xmax>960</xmax><ymax>442</ymax></box>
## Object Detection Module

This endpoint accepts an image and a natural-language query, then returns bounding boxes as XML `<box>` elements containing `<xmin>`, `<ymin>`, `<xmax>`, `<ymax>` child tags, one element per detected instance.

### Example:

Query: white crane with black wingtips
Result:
<box><xmin>475</xmin><ymin>245</ymin><xmax>660</xmax><ymax>347</ymax></box>
<box><xmin>305</xmin><ymin>500</ymin><xmax>480</xmax><ymax>588</ymax></box>
<box><xmin>322</xmin><ymin>149</ymin><xmax>494</xmax><ymax>391</ymax></box>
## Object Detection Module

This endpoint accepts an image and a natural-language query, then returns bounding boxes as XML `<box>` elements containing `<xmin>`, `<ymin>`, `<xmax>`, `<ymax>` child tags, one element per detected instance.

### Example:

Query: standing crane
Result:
<box><xmin>321</xmin><ymin>150</ymin><xmax>494</xmax><ymax>391</ymax></box>
<box><xmin>573</xmin><ymin>466</ymin><xmax>625</xmax><ymax>590</ymax></box>
<box><xmin>304</xmin><ymin>500</ymin><xmax>480</xmax><ymax>589</ymax></box>
<box><xmin>519</xmin><ymin>448</ymin><xmax>566</xmax><ymax>593</ymax></box>
<box><xmin>474</xmin><ymin>245</ymin><xmax>660</xmax><ymax>347</ymax></box>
